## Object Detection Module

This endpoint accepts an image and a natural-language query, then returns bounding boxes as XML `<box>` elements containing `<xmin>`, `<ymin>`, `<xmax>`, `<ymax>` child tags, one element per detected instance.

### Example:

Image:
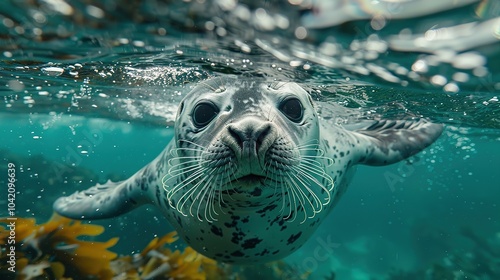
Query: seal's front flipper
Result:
<box><xmin>350</xmin><ymin>119</ymin><xmax>443</xmax><ymax>166</ymax></box>
<box><xmin>54</xmin><ymin>144</ymin><xmax>172</xmax><ymax>220</ymax></box>
<box><xmin>53</xmin><ymin>178</ymin><xmax>148</xmax><ymax>220</ymax></box>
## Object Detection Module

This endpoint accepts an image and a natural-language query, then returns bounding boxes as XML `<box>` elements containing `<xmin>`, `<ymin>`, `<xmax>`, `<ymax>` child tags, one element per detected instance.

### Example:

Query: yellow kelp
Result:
<box><xmin>111</xmin><ymin>231</ymin><xmax>223</xmax><ymax>280</ymax></box>
<box><xmin>0</xmin><ymin>215</ymin><xmax>225</xmax><ymax>280</ymax></box>
<box><xmin>1</xmin><ymin>215</ymin><xmax>314</xmax><ymax>279</ymax></box>
<box><xmin>0</xmin><ymin>214</ymin><xmax>117</xmax><ymax>279</ymax></box>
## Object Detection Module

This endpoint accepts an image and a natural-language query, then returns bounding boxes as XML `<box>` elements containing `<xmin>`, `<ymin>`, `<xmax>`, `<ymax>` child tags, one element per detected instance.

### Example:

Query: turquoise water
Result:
<box><xmin>1</xmin><ymin>0</ymin><xmax>499</xmax><ymax>279</ymax></box>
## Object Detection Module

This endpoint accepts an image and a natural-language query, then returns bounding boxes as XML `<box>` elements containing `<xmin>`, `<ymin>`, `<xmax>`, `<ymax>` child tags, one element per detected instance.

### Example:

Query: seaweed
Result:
<box><xmin>0</xmin><ymin>215</ymin><xmax>225</xmax><ymax>279</ymax></box>
<box><xmin>0</xmin><ymin>215</ymin><xmax>323</xmax><ymax>279</ymax></box>
<box><xmin>1</xmin><ymin>214</ymin><xmax>117</xmax><ymax>279</ymax></box>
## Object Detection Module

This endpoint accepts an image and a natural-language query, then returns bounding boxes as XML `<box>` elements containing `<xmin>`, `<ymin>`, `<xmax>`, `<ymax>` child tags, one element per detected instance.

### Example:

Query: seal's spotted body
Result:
<box><xmin>54</xmin><ymin>78</ymin><xmax>443</xmax><ymax>264</ymax></box>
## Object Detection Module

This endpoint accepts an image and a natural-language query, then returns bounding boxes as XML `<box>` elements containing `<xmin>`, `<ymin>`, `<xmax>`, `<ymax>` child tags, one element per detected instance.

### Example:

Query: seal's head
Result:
<box><xmin>165</xmin><ymin>77</ymin><xmax>333</xmax><ymax>223</ymax></box>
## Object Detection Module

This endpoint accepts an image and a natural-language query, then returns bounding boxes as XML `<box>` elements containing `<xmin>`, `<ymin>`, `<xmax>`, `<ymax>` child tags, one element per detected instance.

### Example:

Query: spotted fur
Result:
<box><xmin>54</xmin><ymin>77</ymin><xmax>443</xmax><ymax>264</ymax></box>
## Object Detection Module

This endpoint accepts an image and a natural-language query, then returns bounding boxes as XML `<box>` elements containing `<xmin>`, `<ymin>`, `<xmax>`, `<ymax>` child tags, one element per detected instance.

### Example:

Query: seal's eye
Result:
<box><xmin>192</xmin><ymin>102</ymin><xmax>219</xmax><ymax>128</ymax></box>
<box><xmin>279</xmin><ymin>98</ymin><xmax>304</xmax><ymax>123</ymax></box>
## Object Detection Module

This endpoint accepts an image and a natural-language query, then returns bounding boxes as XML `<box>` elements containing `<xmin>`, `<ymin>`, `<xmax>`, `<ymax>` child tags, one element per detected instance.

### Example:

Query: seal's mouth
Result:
<box><xmin>232</xmin><ymin>174</ymin><xmax>266</xmax><ymax>183</ymax></box>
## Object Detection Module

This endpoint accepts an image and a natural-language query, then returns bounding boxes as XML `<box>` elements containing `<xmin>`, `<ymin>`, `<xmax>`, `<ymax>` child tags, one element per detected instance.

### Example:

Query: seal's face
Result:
<box><xmin>165</xmin><ymin>79</ymin><xmax>333</xmax><ymax>224</ymax></box>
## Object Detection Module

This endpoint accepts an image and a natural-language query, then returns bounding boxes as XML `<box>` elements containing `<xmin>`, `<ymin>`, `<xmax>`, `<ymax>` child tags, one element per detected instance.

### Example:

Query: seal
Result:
<box><xmin>53</xmin><ymin>77</ymin><xmax>443</xmax><ymax>264</ymax></box>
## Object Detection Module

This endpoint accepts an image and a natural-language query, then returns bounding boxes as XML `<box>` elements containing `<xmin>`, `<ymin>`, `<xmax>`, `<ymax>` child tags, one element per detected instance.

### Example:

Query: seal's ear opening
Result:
<box><xmin>177</xmin><ymin>101</ymin><xmax>184</xmax><ymax>116</ymax></box>
<box><xmin>306</xmin><ymin>94</ymin><xmax>315</xmax><ymax>108</ymax></box>
<box><xmin>350</xmin><ymin>120</ymin><xmax>443</xmax><ymax>166</ymax></box>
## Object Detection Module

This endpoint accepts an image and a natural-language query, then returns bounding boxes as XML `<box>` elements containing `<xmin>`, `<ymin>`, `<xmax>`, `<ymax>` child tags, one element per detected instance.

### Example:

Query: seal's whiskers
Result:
<box><xmin>192</xmin><ymin>168</ymin><xmax>217</xmax><ymax>221</ymax></box>
<box><xmin>163</xmin><ymin>139</ymin><xmax>231</xmax><ymax>223</ymax></box>
<box><xmin>271</xmin><ymin>142</ymin><xmax>335</xmax><ymax>224</ymax></box>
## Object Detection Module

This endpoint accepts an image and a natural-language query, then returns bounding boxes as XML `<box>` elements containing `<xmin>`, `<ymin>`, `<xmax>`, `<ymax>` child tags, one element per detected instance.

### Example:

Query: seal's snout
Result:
<box><xmin>227</xmin><ymin>119</ymin><xmax>273</xmax><ymax>156</ymax></box>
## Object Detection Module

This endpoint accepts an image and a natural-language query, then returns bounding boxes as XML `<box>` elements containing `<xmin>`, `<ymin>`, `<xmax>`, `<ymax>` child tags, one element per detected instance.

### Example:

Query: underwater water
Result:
<box><xmin>0</xmin><ymin>0</ymin><xmax>499</xmax><ymax>279</ymax></box>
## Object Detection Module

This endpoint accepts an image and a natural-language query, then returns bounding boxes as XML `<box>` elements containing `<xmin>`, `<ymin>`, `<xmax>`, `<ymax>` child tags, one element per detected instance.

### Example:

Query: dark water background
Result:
<box><xmin>1</xmin><ymin>0</ymin><xmax>499</xmax><ymax>279</ymax></box>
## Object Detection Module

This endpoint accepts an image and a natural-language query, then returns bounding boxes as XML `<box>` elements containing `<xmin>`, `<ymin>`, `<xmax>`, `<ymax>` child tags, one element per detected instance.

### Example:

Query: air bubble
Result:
<box><xmin>8</xmin><ymin>80</ymin><xmax>24</xmax><ymax>92</ymax></box>
<box><xmin>444</xmin><ymin>83</ymin><xmax>459</xmax><ymax>93</ymax></box>
<box><xmin>430</xmin><ymin>75</ymin><xmax>447</xmax><ymax>86</ymax></box>
<box><xmin>216</xmin><ymin>27</ymin><xmax>227</xmax><ymax>37</ymax></box>
<box><xmin>86</xmin><ymin>5</ymin><xmax>105</xmax><ymax>18</ymax></box>
<box><xmin>452</xmin><ymin>72</ymin><xmax>469</xmax><ymax>83</ymax></box>
<box><xmin>452</xmin><ymin>52</ymin><xmax>486</xmax><ymax>70</ymax></box>
<box><xmin>41</xmin><ymin>67</ymin><xmax>64</xmax><ymax>76</ymax></box>
<box><xmin>294</xmin><ymin>26</ymin><xmax>307</xmax><ymax>40</ymax></box>
<box><xmin>205</xmin><ymin>21</ymin><xmax>215</xmax><ymax>31</ymax></box>
<box><xmin>411</xmin><ymin>60</ymin><xmax>428</xmax><ymax>73</ymax></box>
<box><xmin>133</xmin><ymin>41</ymin><xmax>145</xmax><ymax>47</ymax></box>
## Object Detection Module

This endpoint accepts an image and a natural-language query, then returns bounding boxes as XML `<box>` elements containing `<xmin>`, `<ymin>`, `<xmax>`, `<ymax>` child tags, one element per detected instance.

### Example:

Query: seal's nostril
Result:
<box><xmin>228</xmin><ymin>125</ymin><xmax>244</xmax><ymax>149</ymax></box>
<box><xmin>256</xmin><ymin>124</ymin><xmax>271</xmax><ymax>152</ymax></box>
